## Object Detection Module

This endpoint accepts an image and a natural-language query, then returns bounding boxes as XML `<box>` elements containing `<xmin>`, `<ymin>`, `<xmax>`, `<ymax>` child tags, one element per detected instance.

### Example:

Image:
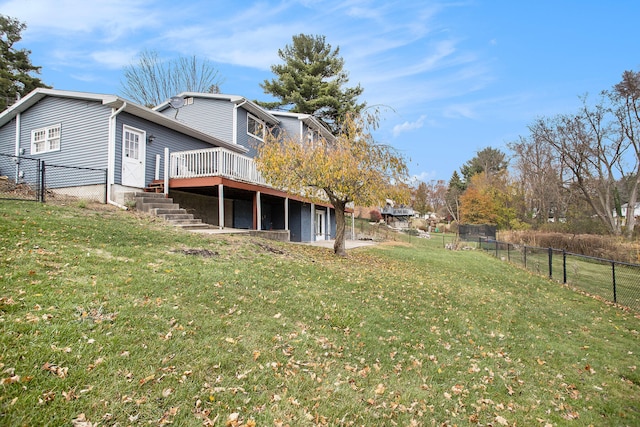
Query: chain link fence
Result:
<box><xmin>0</xmin><ymin>153</ymin><xmax>43</xmax><ymax>201</ymax></box>
<box><xmin>0</xmin><ymin>153</ymin><xmax>106</xmax><ymax>204</ymax></box>
<box><xmin>43</xmin><ymin>163</ymin><xmax>107</xmax><ymax>203</ymax></box>
<box><xmin>481</xmin><ymin>239</ymin><xmax>640</xmax><ymax>312</ymax></box>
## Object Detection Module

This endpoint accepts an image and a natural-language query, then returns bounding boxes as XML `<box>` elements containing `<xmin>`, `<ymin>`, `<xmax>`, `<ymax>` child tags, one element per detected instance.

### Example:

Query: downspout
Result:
<box><xmin>232</xmin><ymin>100</ymin><xmax>248</xmax><ymax>145</ymax></box>
<box><xmin>14</xmin><ymin>113</ymin><xmax>21</xmax><ymax>156</ymax></box>
<box><xmin>107</xmin><ymin>102</ymin><xmax>128</xmax><ymax>209</ymax></box>
<box><xmin>14</xmin><ymin>113</ymin><xmax>21</xmax><ymax>183</ymax></box>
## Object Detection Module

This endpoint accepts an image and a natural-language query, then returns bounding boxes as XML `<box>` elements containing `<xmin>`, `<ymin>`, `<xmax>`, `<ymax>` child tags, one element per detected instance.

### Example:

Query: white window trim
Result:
<box><xmin>31</xmin><ymin>123</ymin><xmax>61</xmax><ymax>154</ymax></box>
<box><xmin>247</xmin><ymin>113</ymin><xmax>265</xmax><ymax>141</ymax></box>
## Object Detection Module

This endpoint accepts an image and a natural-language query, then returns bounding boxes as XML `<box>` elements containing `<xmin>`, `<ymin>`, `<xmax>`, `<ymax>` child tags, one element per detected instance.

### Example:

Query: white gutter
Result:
<box><xmin>232</xmin><ymin>100</ymin><xmax>248</xmax><ymax>145</ymax></box>
<box><xmin>107</xmin><ymin>102</ymin><xmax>128</xmax><ymax>209</ymax></box>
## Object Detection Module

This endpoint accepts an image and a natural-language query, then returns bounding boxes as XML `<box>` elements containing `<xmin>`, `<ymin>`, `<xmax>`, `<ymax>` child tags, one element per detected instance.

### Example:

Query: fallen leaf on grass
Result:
<box><xmin>41</xmin><ymin>362</ymin><xmax>68</xmax><ymax>378</ymax></box>
<box><xmin>71</xmin><ymin>413</ymin><xmax>95</xmax><ymax>427</ymax></box>
<box><xmin>374</xmin><ymin>383</ymin><xmax>386</xmax><ymax>395</ymax></box>
<box><xmin>87</xmin><ymin>357</ymin><xmax>104</xmax><ymax>371</ymax></box>
<box><xmin>495</xmin><ymin>415</ymin><xmax>509</xmax><ymax>425</ymax></box>
<box><xmin>1</xmin><ymin>375</ymin><xmax>20</xmax><ymax>384</ymax></box>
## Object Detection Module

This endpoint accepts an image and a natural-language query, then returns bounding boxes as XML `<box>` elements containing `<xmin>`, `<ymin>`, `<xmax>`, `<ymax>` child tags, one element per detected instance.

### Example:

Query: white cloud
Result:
<box><xmin>393</xmin><ymin>115</ymin><xmax>427</xmax><ymax>137</ymax></box>
<box><xmin>91</xmin><ymin>49</ymin><xmax>140</xmax><ymax>69</ymax></box>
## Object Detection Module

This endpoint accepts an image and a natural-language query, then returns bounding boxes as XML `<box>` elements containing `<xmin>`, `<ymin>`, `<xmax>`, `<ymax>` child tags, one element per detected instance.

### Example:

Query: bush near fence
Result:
<box><xmin>499</xmin><ymin>230</ymin><xmax>640</xmax><ymax>264</ymax></box>
<box><xmin>481</xmin><ymin>239</ymin><xmax>640</xmax><ymax>312</ymax></box>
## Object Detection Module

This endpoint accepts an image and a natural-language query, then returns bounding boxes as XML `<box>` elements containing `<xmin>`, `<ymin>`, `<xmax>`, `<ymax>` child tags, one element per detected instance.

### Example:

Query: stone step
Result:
<box><xmin>139</xmin><ymin>202</ymin><xmax>180</xmax><ymax>212</ymax></box>
<box><xmin>151</xmin><ymin>208</ymin><xmax>187</xmax><ymax>216</ymax></box>
<box><xmin>135</xmin><ymin>196</ymin><xmax>173</xmax><ymax>205</ymax></box>
<box><xmin>134</xmin><ymin>192</ymin><xmax>166</xmax><ymax>199</ymax></box>
<box><xmin>160</xmin><ymin>214</ymin><xmax>196</xmax><ymax>221</ymax></box>
<box><xmin>170</xmin><ymin>219</ymin><xmax>204</xmax><ymax>225</ymax></box>
<box><xmin>172</xmin><ymin>222</ymin><xmax>212</xmax><ymax>230</ymax></box>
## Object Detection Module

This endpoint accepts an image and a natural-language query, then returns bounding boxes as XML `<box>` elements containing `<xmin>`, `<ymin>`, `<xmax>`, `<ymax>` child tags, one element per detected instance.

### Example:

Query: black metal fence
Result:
<box><xmin>0</xmin><ymin>153</ymin><xmax>107</xmax><ymax>203</ymax></box>
<box><xmin>480</xmin><ymin>239</ymin><xmax>640</xmax><ymax>312</ymax></box>
<box><xmin>0</xmin><ymin>153</ymin><xmax>43</xmax><ymax>201</ymax></box>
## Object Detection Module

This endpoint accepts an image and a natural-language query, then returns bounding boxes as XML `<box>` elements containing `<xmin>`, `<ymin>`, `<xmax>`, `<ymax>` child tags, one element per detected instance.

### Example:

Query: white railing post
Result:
<box><xmin>164</xmin><ymin>147</ymin><xmax>169</xmax><ymax>195</ymax></box>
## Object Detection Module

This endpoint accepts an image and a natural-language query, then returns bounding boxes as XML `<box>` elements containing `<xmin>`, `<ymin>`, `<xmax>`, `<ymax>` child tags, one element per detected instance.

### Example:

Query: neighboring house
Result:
<box><xmin>0</xmin><ymin>88</ymin><xmax>338</xmax><ymax>242</ymax></box>
<box><xmin>615</xmin><ymin>202</ymin><xmax>640</xmax><ymax>226</ymax></box>
<box><xmin>381</xmin><ymin>200</ymin><xmax>414</xmax><ymax>229</ymax></box>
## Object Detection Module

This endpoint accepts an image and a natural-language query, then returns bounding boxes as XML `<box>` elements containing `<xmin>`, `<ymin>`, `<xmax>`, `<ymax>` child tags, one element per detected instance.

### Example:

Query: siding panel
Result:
<box><xmin>20</xmin><ymin>97</ymin><xmax>111</xmax><ymax>169</ymax></box>
<box><xmin>115</xmin><ymin>113</ymin><xmax>213</xmax><ymax>186</ymax></box>
<box><xmin>158</xmin><ymin>98</ymin><xmax>234</xmax><ymax>143</ymax></box>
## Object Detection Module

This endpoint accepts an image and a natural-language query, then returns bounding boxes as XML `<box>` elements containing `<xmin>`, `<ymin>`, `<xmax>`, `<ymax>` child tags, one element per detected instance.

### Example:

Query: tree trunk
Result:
<box><xmin>332</xmin><ymin>199</ymin><xmax>347</xmax><ymax>256</ymax></box>
<box><xmin>624</xmin><ymin>174</ymin><xmax>639</xmax><ymax>239</ymax></box>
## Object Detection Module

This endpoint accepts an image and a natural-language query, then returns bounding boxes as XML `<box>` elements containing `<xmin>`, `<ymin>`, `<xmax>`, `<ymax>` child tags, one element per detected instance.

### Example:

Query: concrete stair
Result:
<box><xmin>133</xmin><ymin>192</ymin><xmax>212</xmax><ymax>231</ymax></box>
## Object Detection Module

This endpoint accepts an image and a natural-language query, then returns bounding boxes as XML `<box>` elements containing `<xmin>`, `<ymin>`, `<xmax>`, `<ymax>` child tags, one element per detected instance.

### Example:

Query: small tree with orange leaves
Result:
<box><xmin>256</xmin><ymin>111</ymin><xmax>409</xmax><ymax>256</ymax></box>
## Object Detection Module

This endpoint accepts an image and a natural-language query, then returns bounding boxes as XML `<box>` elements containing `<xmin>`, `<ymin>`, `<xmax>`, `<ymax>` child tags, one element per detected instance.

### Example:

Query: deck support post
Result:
<box><xmin>256</xmin><ymin>191</ymin><xmax>262</xmax><ymax>230</ymax></box>
<box><xmin>284</xmin><ymin>197</ymin><xmax>289</xmax><ymax>231</ymax></box>
<box><xmin>311</xmin><ymin>203</ymin><xmax>315</xmax><ymax>241</ymax></box>
<box><xmin>218</xmin><ymin>183</ymin><xmax>224</xmax><ymax>229</ymax></box>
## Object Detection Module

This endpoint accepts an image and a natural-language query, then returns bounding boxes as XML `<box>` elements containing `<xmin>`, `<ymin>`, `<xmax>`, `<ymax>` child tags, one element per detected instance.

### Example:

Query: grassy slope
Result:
<box><xmin>0</xmin><ymin>201</ymin><xmax>638</xmax><ymax>426</ymax></box>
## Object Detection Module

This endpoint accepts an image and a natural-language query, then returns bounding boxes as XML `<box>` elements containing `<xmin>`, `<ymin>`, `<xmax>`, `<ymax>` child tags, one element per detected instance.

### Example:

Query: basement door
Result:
<box><xmin>121</xmin><ymin>126</ymin><xmax>146</xmax><ymax>188</ymax></box>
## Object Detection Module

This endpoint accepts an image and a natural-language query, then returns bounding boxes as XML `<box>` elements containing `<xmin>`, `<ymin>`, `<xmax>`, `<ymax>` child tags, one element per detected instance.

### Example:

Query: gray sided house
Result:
<box><xmin>0</xmin><ymin>88</ymin><xmax>337</xmax><ymax>242</ymax></box>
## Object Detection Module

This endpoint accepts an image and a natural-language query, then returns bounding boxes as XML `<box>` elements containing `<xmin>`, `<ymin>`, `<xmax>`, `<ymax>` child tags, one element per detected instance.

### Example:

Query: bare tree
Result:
<box><xmin>527</xmin><ymin>95</ymin><xmax>628</xmax><ymax>235</ymax></box>
<box><xmin>609</xmin><ymin>70</ymin><xmax>640</xmax><ymax>238</ymax></box>
<box><xmin>508</xmin><ymin>135</ymin><xmax>566</xmax><ymax>224</ymax></box>
<box><xmin>120</xmin><ymin>50</ymin><xmax>224</xmax><ymax>107</ymax></box>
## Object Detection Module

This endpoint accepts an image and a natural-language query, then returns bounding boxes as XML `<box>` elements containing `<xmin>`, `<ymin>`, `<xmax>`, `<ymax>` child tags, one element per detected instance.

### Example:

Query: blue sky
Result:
<box><xmin>2</xmin><ymin>0</ymin><xmax>639</xmax><ymax>183</ymax></box>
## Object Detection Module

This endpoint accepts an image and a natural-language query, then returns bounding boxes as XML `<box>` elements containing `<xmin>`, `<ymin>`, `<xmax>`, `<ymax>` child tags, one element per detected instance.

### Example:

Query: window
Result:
<box><xmin>306</xmin><ymin>129</ymin><xmax>319</xmax><ymax>144</ymax></box>
<box><xmin>123</xmin><ymin>127</ymin><xmax>141</xmax><ymax>160</ymax></box>
<box><xmin>31</xmin><ymin>124</ymin><xmax>61</xmax><ymax>154</ymax></box>
<box><xmin>247</xmin><ymin>114</ymin><xmax>265</xmax><ymax>141</ymax></box>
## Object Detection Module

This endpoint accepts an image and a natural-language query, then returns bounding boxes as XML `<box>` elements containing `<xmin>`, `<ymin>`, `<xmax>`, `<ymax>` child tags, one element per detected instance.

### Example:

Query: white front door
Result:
<box><xmin>315</xmin><ymin>210</ymin><xmax>326</xmax><ymax>241</ymax></box>
<box><xmin>122</xmin><ymin>126</ymin><xmax>145</xmax><ymax>188</ymax></box>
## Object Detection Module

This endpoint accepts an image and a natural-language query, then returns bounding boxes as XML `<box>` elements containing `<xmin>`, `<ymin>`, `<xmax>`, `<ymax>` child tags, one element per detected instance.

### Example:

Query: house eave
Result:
<box><xmin>154</xmin><ymin>92</ymin><xmax>280</xmax><ymax>125</ymax></box>
<box><xmin>106</xmin><ymin>99</ymin><xmax>247</xmax><ymax>154</ymax></box>
<box><xmin>0</xmin><ymin>88</ymin><xmax>247</xmax><ymax>155</ymax></box>
<box><xmin>269</xmin><ymin>111</ymin><xmax>335</xmax><ymax>141</ymax></box>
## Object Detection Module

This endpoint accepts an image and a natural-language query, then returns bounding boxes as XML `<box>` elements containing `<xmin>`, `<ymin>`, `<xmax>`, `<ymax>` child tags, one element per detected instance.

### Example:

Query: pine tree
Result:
<box><xmin>0</xmin><ymin>15</ymin><xmax>49</xmax><ymax>111</ymax></box>
<box><xmin>259</xmin><ymin>34</ymin><xmax>365</xmax><ymax>135</ymax></box>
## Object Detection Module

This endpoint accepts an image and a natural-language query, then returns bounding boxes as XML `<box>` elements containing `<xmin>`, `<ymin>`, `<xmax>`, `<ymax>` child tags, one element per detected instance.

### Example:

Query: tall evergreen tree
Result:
<box><xmin>0</xmin><ymin>15</ymin><xmax>49</xmax><ymax>111</ymax></box>
<box><xmin>259</xmin><ymin>34</ymin><xmax>365</xmax><ymax>135</ymax></box>
<box><xmin>460</xmin><ymin>147</ymin><xmax>508</xmax><ymax>183</ymax></box>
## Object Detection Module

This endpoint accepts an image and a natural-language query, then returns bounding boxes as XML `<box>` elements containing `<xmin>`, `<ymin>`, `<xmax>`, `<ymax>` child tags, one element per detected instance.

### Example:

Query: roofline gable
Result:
<box><xmin>269</xmin><ymin>111</ymin><xmax>335</xmax><ymax>141</ymax></box>
<box><xmin>153</xmin><ymin>92</ymin><xmax>280</xmax><ymax>125</ymax></box>
<box><xmin>0</xmin><ymin>88</ymin><xmax>247</xmax><ymax>154</ymax></box>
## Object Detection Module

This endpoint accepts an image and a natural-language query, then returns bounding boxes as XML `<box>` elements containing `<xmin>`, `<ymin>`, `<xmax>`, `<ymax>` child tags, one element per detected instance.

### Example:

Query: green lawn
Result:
<box><xmin>1</xmin><ymin>201</ymin><xmax>639</xmax><ymax>426</ymax></box>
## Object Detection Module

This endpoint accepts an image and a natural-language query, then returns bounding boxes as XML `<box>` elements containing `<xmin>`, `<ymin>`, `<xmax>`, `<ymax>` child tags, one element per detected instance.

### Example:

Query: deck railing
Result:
<box><xmin>169</xmin><ymin>148</ymin><xmax>267</xmax><ymax>185</ymax></box>
<box><xmin>382</xmin><ymin>207</ymin><xmax>415</xmax><ymax>216</ymax></box>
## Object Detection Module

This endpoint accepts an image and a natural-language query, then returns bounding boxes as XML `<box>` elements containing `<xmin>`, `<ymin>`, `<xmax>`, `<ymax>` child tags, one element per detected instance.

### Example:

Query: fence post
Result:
<box><xmin>548</xmin><ymin>247</ymin><xmax>553</xmax><ymax>279</ymax></box>
<box><xmin>495</xmin><ymin>240</ymin><xmax>498</xmax><ymax>258</ymax></box>
<box><xmin>39</xmin><ymin>160</ymin><xmax>45</xmax><ymax>203</ymax></box>
<box><xmin>507</xmin><ymin>243</ymin><xmax>510</xmax><ymax>262</ymax></box>
<box><xmin>524</xmin><ymin>246</ymin><xmax>527</xmax><ymax>269</ymax></box>
<box><xmin>612</xmin><ymin>262</ymin><xmax>617</xmax><ymax>304</ymax></box>
<box><xmin>103</xmin><ymin>169</ymin><xmax>108</xmax><ymax>204</ymax></box>
<box><xmin>562</xmin><ymin>250</ymin><xmax>567</xmax><ymax>284</ymax></box>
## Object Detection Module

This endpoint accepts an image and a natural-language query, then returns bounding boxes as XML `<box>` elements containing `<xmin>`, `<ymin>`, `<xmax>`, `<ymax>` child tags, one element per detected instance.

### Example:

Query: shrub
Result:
<box><xmin>369</xmin><ymin>209</ymin><xmax>382</xmax><ymax>222</ymax></box>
